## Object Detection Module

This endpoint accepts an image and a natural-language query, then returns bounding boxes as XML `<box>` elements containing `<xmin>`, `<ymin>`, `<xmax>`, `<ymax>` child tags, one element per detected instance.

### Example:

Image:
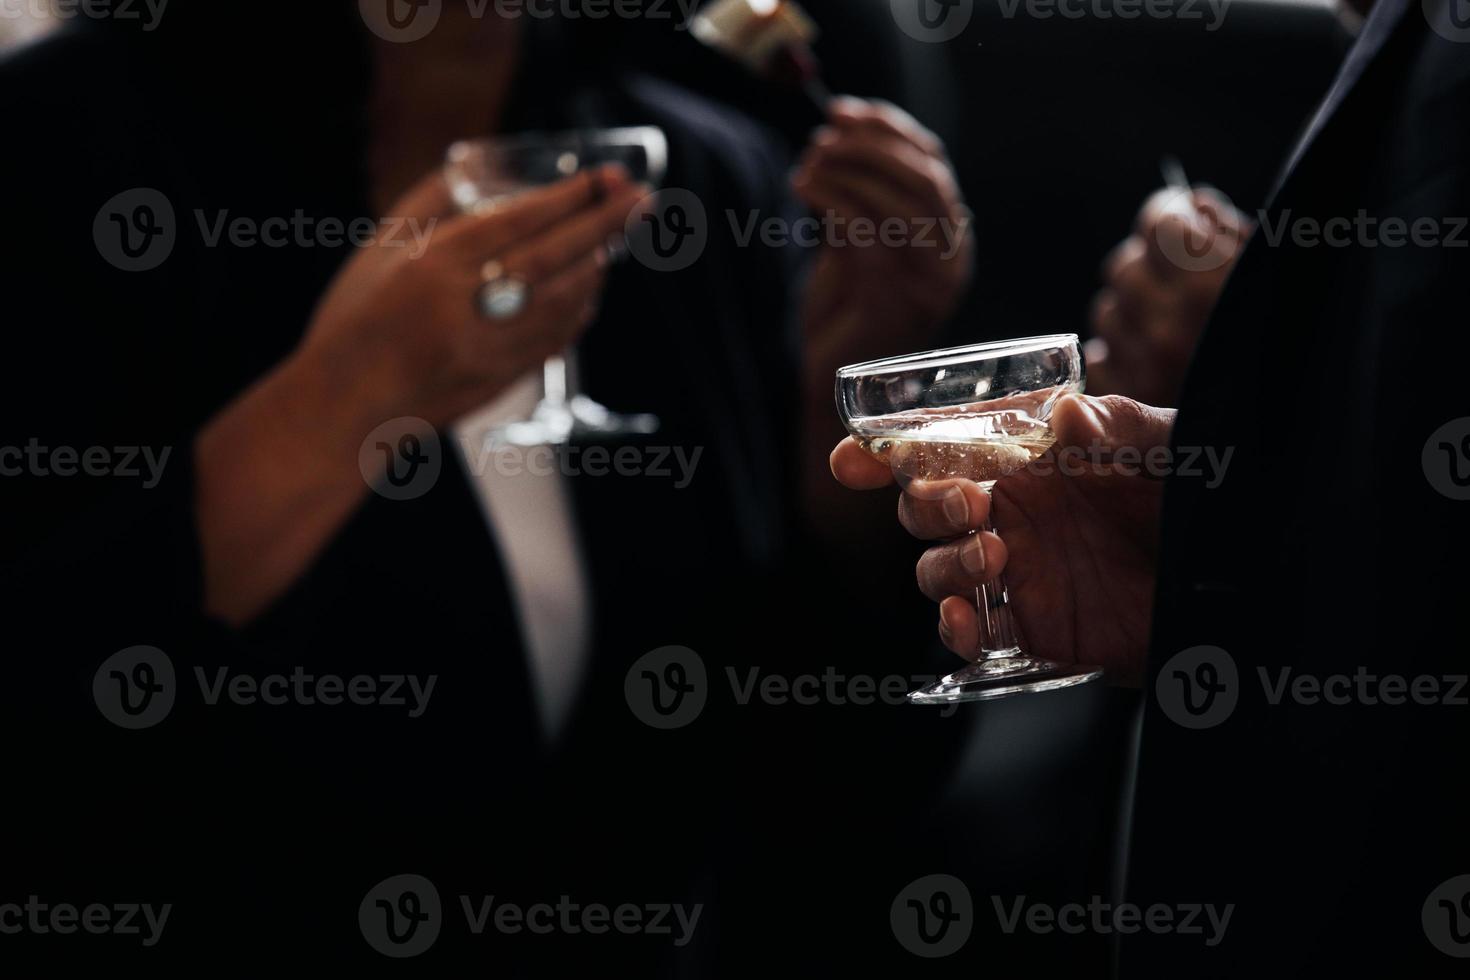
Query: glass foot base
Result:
<box><xmin>489</xmin><ymin>395</ymin><xmax>660</xmax><ymax>448</ymax></box>
<box><xmin>908</xmin><ymin>652</ymin><xmax>1102</xmax><ymax>704</ymax></box>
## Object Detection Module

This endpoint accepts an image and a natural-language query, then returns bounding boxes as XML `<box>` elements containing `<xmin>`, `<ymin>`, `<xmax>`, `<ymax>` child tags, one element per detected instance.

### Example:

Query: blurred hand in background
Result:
<box><xmin>793</xmin><ymin>97</ymin><xmax>973</xmax><ymax>386</ymax></box>
<box><xmin>794</xmin><ymin>96</ymin><xmax>974</xmax><ymax>532</ymax></box>
<box><xmin>1086</xmin><ymin>186</ymin><xmax>1251</xmax><ymax>407</ymax></box>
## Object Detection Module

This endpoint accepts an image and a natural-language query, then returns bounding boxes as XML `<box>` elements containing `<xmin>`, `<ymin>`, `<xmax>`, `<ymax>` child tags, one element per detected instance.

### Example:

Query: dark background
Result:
<box><xmin>0</xmin><ymin>1</ymin><xmax>1350</xmax><ymax>972</ymax></box>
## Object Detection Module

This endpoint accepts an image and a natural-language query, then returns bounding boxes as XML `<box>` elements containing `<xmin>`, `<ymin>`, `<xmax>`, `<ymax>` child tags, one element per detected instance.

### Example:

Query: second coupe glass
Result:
<box><xmin>444</xmin><ymin>127</ymin><xmax>667</xmax><ymax>447</ymax></box>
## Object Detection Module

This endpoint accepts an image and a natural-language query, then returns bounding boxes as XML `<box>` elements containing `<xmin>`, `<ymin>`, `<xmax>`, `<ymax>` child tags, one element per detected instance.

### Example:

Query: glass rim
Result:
<box><xmin>835</xmin><ymin>334</ymin><xmax>1080</xmax><ymax>379</ymax></box>
<box><xmin>447</xmin><ymin>126</ymin><xmax>668</xmax><ymax>161</ymax></box>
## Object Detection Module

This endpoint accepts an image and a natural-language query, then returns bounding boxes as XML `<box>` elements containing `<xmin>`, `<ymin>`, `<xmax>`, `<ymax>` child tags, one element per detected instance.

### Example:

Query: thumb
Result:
<box><xmin>1052</xmin><ymin>394</ymin><xmax>1175</xmax><ymax>454</ymax></box>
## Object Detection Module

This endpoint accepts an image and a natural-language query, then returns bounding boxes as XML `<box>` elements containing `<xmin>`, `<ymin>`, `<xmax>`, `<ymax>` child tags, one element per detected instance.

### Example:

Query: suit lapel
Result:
<box><xmin>1270</xmin><ymin>0</ymin><xmax>1416</xmax><ymax>202</ymax></box>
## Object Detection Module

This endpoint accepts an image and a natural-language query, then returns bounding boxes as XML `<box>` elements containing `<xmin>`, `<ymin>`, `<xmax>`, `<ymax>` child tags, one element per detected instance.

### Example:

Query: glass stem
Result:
<box><xmin>542</xmin><ymin>353</ymin><xmax>570</xmax><ymax>407</ymax></box>
<box><xmin>974</xmin><ymin>491</ymin><xmax>1023</xmax><ymax>660</ymax></box>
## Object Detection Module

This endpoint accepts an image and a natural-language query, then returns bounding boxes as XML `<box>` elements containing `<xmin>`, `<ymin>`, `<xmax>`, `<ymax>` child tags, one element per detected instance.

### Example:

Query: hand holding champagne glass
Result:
<box><xmin>836</xmin><ymin>335</ymin><xmax>1108</xmax><ymax>702</ymax></box>
<box><xmin>833</xmin><ymin>343</ymin><xmax>1173</xmax><ymax>694</ymax></box>
<box><xmin>444</xmin><ymin>127</ymin><xmax>668</xmax><ymax>447</ymax></box>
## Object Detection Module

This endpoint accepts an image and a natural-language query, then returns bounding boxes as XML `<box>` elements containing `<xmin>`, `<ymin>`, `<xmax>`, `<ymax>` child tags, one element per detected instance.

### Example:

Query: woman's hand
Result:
<box><xmin>299</xmin><ymin>163</ymin><xmax>651</xmax><ymax>427</ymax></box>
<box><xmin>829</xmin><ymin>395</ymin><xmax>1173</xmax><ymax>686</ymax></box>
<box><xmin>195</xmin><ymin>164</ymin><xmax>651</xmax><ymax>626</ymax></box>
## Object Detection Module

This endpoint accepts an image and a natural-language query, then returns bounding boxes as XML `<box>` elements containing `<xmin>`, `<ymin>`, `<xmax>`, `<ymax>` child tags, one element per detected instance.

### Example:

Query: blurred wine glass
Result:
<box><xmin>444</xmin><ymin>127</ymin><xmax>667</xmax><ymax>447</ymax></box>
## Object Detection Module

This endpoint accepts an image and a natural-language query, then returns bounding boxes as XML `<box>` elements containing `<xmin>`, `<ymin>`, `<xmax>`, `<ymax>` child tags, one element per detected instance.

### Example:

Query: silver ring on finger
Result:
<box><xmin>475</xmin><ymin>260</ymin><xmax>531</xmax><ymax>321</ymax></box>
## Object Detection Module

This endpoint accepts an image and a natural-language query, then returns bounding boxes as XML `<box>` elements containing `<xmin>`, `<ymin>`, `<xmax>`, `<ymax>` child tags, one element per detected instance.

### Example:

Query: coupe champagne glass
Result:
<box><xmin>836</xmin><ymin>334</ymin><xmax>1104</xmax><ymax>703</ymax></box>
<box><xmin>444</xmin><ymin>127</ymin><xmax>667</xmax><ymax>447</ymax></box>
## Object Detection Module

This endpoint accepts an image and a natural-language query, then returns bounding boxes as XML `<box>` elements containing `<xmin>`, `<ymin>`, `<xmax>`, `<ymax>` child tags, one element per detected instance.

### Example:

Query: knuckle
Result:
<box><xmin>1097</xmin><ymin>394</ymin><xmax>1146</xmax><ymax>440</ymax></box>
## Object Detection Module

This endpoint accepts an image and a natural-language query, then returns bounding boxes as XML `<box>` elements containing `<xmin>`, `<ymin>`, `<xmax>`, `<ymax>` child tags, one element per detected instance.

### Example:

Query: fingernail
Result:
<box><xmin>961</xmin><ymin>535</ymin><xmax>986</xmax><ymax>576</ymax></box>
<box><xmin>814</xmin><ymin>127</ymin><xmax>838</xmax><ymax>147</ymax></box>
<box><xmin>942</xmin><ymin>486</ymin><xmax>969</xmax><ymax>527</ymax></box>
<box><xmin>938</xmin><ymin>604</ymin><xmax>955</xmax><ymax>639</ymax></box>
<box><xmin>600</xmin><ymin>162</ymin><xmax>631</xmax><ymax>187</ymax></box>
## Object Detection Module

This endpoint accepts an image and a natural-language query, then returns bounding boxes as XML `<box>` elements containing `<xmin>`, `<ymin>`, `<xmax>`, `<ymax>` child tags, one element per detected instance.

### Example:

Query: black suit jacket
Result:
<box><xmin>1124</xmin><ymin>0</ymin><xmax>1470</xmax><ymax>973</ymax></box>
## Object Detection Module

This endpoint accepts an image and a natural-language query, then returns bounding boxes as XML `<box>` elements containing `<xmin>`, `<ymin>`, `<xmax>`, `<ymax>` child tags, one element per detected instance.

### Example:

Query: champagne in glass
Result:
<box><xmin>854</xmin><ymin>408</ymin><xmax>1057</xmax><ymax>489</ymax></box>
